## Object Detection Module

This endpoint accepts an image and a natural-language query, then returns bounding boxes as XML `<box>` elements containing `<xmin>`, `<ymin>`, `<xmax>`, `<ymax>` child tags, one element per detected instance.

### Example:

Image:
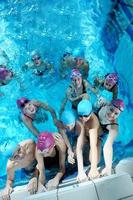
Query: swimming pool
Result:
<box><xmin>0</xmin><ymin>0</ymin><xmax>133</xmax><ymax>189</ymax></box>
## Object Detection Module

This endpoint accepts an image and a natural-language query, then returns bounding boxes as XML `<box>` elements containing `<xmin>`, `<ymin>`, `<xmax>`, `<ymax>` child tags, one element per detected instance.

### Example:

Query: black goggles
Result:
<box><xmin>78</xmin><ymin>113</ymin><xmax>91</xmax><ymax>118</ymax></box>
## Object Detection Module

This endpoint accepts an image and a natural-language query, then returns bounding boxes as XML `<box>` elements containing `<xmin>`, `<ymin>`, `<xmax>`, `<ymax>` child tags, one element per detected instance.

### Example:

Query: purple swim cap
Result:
<box><xmin>111</xmin><ymin>99</ymin><xmax>124</xmax><ymax>112</ymax></box>
<box><xmin>105</xmin><ymin>73</ymin><xmax>118</xmax><ymax>86</ymax></box>
<box><xmin>70</xmin><ymin>69</ymin><xmax>82</xmax><ymax>79</ymax></box>
<box><xmin>37</xmin><ymin>132</ymin><xmax>55</xmax><ymax>152</ymax></box>
<box><xmin>0</xmin><ymin>67</ymin><xmax>10</xmax><ymax>80</ymax></box>
<box><xmin>16</xmin><ymin>97</ymin><xmax>30</xmax><ymax>108</ymax></box>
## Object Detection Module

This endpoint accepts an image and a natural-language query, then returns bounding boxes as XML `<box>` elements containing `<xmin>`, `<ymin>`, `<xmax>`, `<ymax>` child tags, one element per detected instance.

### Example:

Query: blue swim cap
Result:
<box><xmin>78</xmin><ymin>100</ymin><xmax>92</xmax><ymax>116</ymax></box>
<box><xmin>61</xmin><ymin>110</ymin><xmax>76</xmax><ymax>126</ymax></box>
<box><xmin>73</xmin><ymin>48</ymin><xmax>84</xmax><ymax>58</ymax></box>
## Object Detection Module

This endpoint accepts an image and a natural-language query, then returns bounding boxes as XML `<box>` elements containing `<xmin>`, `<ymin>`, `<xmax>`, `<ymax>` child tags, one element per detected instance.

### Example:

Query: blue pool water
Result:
<box><xmin>0</xmin><ymin>0</ymin><xmax>133</xmax><ymax>189</ymax></box>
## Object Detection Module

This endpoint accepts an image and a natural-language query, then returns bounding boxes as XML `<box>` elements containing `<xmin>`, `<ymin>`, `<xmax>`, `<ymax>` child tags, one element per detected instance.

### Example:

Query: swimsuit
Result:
<box><xmin>70</xmin><ymin>80</ymin><xmax>87</xmax><ymax>110</ymax></box>
<box><xmin>96</xmin><ymin>106</ymin><xmax>118</xmax><ymax>138</ymax></box>
<box><xmin>22</xmin><ymin>159</ymin><xmax>37</xmax><ymax>177</ymax></box>
<box><xmin>66</xmin><ymin>126</ymin><xmax>78</xmax><ymax>148</ymax></box>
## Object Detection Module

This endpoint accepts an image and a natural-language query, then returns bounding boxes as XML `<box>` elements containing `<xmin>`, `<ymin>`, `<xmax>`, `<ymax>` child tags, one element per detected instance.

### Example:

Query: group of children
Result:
<box><xmin>0</xmin><ymin>49</ymin><xmax>124</xmax><ymax>200</ymax></box>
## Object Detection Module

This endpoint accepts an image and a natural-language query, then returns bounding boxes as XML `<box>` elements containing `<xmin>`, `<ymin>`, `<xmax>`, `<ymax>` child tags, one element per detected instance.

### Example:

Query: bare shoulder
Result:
<box><xmin>90</xmin><ymin>113</ymin><xmax>100</xmax><ymax>128</ymax></box>
<box><xmin>76</xmin><ymin>120</ymin><xmax>83</xmax><ymax>130</ymax></box>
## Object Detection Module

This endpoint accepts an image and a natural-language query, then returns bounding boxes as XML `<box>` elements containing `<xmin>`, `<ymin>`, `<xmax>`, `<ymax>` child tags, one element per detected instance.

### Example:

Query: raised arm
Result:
<box><xmin>112</xmin><ymin>85</ymin><xmax>118</xmax><ymax>100</ymax></box>
<box><xmin>83</xmin><ymin>79</ymin><xmax>97</xmax><ymax>94</ymax></box>
<box><xmin>22</xmin><ymin>115</ymin><xmax>40</xmax><ymax>137</ymax></box>
<box><xmin>59</xmin><ymin>96</ymin><xmax>68</xmax><ymax>118</ymax></box>
<box><xmin>33</xmin><ymin>100</ymin><xmax>58</xmax><ymax>126</ymax></box>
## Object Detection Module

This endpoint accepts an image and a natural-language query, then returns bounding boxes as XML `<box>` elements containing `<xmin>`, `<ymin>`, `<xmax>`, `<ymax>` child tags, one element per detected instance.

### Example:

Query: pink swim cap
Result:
<box><xmin>37</xmin><ymin>132</ymin><xmax>55</xmax><ymax>152</ymax></box>
<box><xmin>16</xmin><ymin>97</ymin><xmax>30</xmax><ymax>108</ymax></box>
<box><xmin>111</xmin><ymin>99</ymin><xmax>124</xmax><ymax>111</ymax></box>
<box><xmin>70</xmin><ymin>69</ymin><xmax>82</xmax><ymax>79</ymax></box>
<box><xmin>0</xmin><ymin>67</ymin><xmax>10</xmax><ymax>80</ymax></box>
<box><xmin>105</xmin><ymin>73</ymin><xmax>118</xmax><ymax>86</ymax></box>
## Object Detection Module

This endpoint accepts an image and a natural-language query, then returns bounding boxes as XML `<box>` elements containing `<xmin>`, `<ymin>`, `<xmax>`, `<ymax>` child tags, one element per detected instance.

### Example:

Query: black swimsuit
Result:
<box><xmin>44</xmin><ymin>147</ymin><xmax>59</xmax><ymax>169</ymax></box>
<box><xmin>22</xmin><ymin>159</ymin><xmax>37</xmax><ymax>177</ymax></box>
<box><xmin>96</xmin><ymin>106</ymin><xmax>118</xmax><ymax>135</ymax></box>
<box><xmin>70</xmin><ymin>80</ymin><xmax>87</xmax><ymax>110</ymax></box>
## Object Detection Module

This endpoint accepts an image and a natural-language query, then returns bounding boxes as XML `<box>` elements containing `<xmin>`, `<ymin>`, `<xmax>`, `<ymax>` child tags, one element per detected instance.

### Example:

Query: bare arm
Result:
<box><xmin>112</xmin><ymin>85</ymin><xmax>118</xmax><ymax>100</ymax></box>
<box><xmin>2</xmin><ymin>160</ymin><xmax>16</xmax><ymax>199</ymax></box>
<box><xmin>103</xmin><ymin>125</ymin><xmax>118</xmax><ymax>175</ymax></box>
<box><xmin>38</xmin><ymin>101</ymin><xmax>57</xmax><ymax>125</ymax></box>
<box><xmin>82</xmin><ymin>61</ymin><xmax>89</xmax><ymax>78</ymax></box>
<box><xmin>76</xmin><ymin>122</ymin><xmax>88</xmax><ymax>182</ymax></box>
<box><xmin>46</xmin><ymin>135</ymin><xmax>66</xmax><ymax>190</ymax></box>
<box><xmin>54</xmin><ymin>142</ymin><xmax>66</xmax><ymax>181</ymax></box>
<box><xmin>83</xmin><ymin>80</ymin><xmax>97</xmax><ymax>94</ymax></box>
<box><xmin>76</xmin><ymin>123</ymin><xmax>85</xmax><ymax>173</ymax></box>
<box><xmin>22</xmin><ymin>115</ymin><xmax>40</xmax><ymax>137</ymax></box>
<box><xmin>93</xmin><ymin>77</ymin><xmax>104</xmax><ymax>88</ymax></box>
<box><xmin>6</xmin><ymin>161</ymin><xmax>15</xmax><ymax>188</ymax></box>
<box><xmin>22</xmin><ymin>61</ymin><xmax>34</xmax><ymax>72</ymax></box>
<box><xmin>59</xmin><ymin>96</ymin><xmax>68</xmax><ymax>118</ymax></box>
<box><xmin>35</xmin><ymin>148</ymin><xmax>46</xmax><ymax>185</ymax></box>
<box><xmin>88</xmin><ymin>128</ymin><xmax>100</xmax><ymax>179</ymax></box>
<box><xmin>59</xmin><ymin>129</ymin><xmax>72</xmax><ymax>152</ymax></box>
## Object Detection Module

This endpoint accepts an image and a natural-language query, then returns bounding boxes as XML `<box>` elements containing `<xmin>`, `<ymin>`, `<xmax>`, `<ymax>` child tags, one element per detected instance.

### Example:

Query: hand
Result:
<box><xmin>1</xmin><ymin>186</ymin><xmax>13</xmax><ymax>200</ymax></box>
<box><xmin>54</xmin><ymin>133</ymin><xmax>64</xmax><ymax>145</ymax></box>
<box><xmin>88</xmin><ymin>168</ymin><xmax>100</xmax><ymax>180</ymax></box>
<box><xmin>67</xmin><ymin>151</ymin><xmax>75</xmax><ymax>164</ymax></box>
<box><xmin>97</xmin><ymin>96</ymin><xmax>106</xmax><ymax>106</ymax></box>
<box><xmin>27</xmin><ymin>177</ymin><xmax>38</xmax><ymax>195</ymax></box>
<box><xmin>46</xmin><ymin>177</ymin><xmax>59</xmax><ymax>191</ymax></box>
<box><xmin>101</xmin><ymin>167</ymin><xmax>111</xmax><ymax>176</ymax></box>
<box><xmin>77</xmin><ymin>171</ymin><xmax>88</xmax><ymax>183</ymax></box>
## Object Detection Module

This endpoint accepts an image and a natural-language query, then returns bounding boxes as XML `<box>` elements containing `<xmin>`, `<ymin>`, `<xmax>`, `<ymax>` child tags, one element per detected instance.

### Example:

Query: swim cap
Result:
<box><xmin>70</xmin><ymin>69</ymin><xmax>82</xmax><ymax>79</ymax></box>
<box><xmin>31</xmin><ymin>50</ymin><xmax>41</xmax><ymax>60</ymax></box>
<box><xmin>105</xmin><ymin>73</ymin><xmax>118</xmax><ymax>86</ymax></box>
<box><xmin>78</xmin><ymin>99</ymin><xmax>92</xmax><ymax>116</ymax></box>
<box><xmin>0</xmin><ymin>67</ymin><xmax>10</xmax><ymax>80</ymax></box>
<box><xmin>111</xmin><ymin>99</ymin><xmax>124</xmax><ymax>112</ymax></box>
<box><xmin>16</xmin><ymin>97</ymin><xmax>30</xmax><ymax>108</ymax></box>
<box><xmin>61</xmin><ymin>110</ymin><xmax>76</xmax><ymax>126</ymax></box>
<box><xmin>37</xmin><ymin>132</ymin><xmax>55</xmax><ymax>152</ymax></box>
<box><xmin>73</xmin><ymin>48</ymin><xmax>84</xmax><ymax>58</ymax></box>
